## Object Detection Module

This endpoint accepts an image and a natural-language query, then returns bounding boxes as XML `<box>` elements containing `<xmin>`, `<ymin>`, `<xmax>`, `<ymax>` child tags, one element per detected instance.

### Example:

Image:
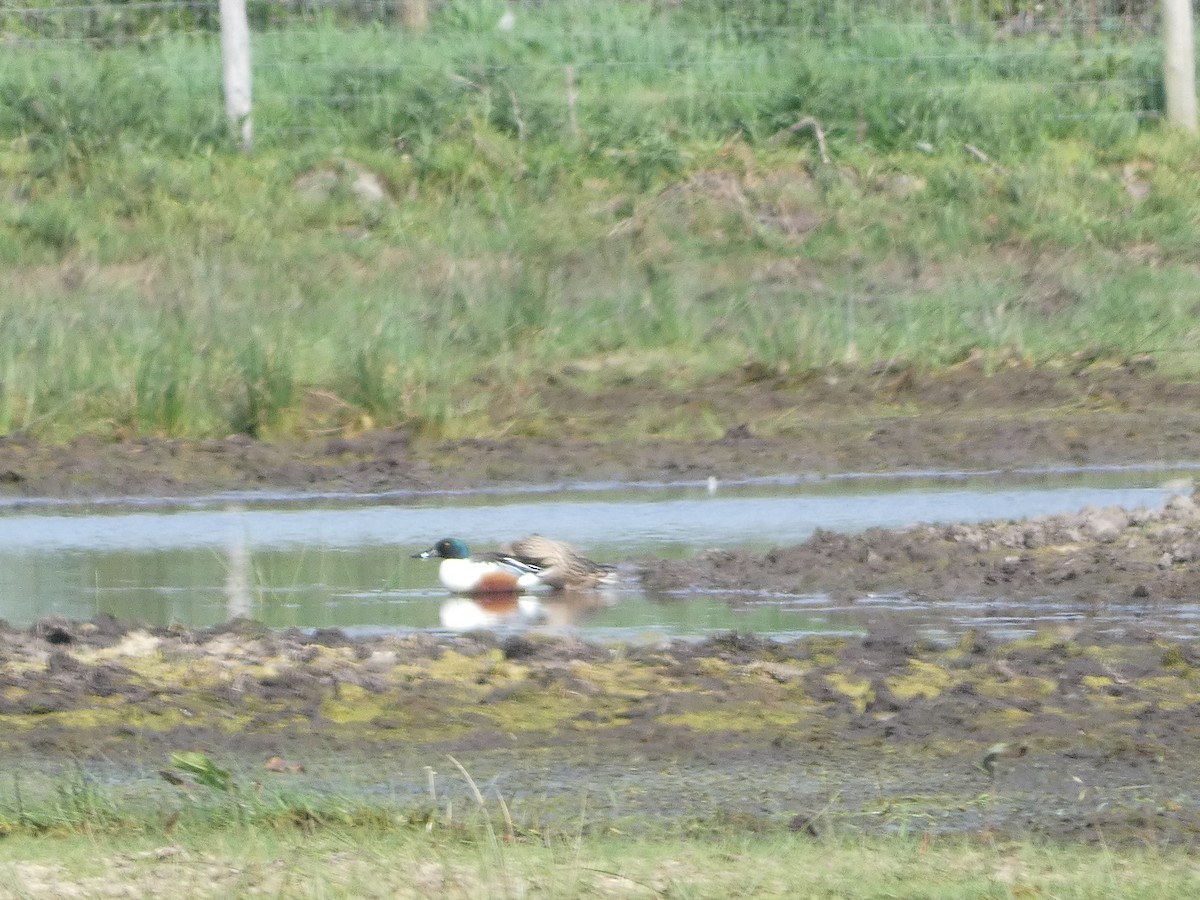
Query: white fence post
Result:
<box><xmin>1163</xmin><ymin>0</ymin><xmax>1198</xmax><ymax>133</ymax></box>
<box><xmin>220</xmin><ymin>0</ymin><xmax>253</xmax><ymax>150</ymax></box>
<box><xmin>398</xmin><ymin>0</ymin><xmax>429</xmax><ymax>30</ymax></box>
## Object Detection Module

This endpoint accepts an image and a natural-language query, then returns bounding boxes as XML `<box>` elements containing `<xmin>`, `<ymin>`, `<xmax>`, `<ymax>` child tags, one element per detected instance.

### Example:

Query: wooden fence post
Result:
<box><xmin>398</xmin><ymin>0</ymin><xmax>429</xmax><ymax>31</ymax></box>
<box><xmin>220</xmin><ymin>0</ymin><xmax>253</xmax><ymax>150</ymax></box>
<box><xmin>1163</xmin><ymin>0</ymin><xmax>1198</xmax><ymax>133</ymax></box>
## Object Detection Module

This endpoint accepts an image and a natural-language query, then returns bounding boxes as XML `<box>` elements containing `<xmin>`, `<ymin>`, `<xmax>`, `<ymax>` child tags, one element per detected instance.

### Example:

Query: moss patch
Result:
<box><xmin>887</xmin><ymin>659</ymin><xmax>953</xmax><ymax>701</ymax></box>
<box><xmin>2</xmin><ymin>623</ymin><xmax>1200</xmax><ymax>846</ymax></box>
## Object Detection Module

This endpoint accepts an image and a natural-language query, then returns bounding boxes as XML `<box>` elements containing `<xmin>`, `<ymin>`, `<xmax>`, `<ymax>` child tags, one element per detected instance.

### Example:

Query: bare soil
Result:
<box><xmin>2</xmin><ymin>365</ymin><xmax>1200</xmax><ymax>846</ymax></box>
<box><xmin>0</xmin><ymin>365</ymin><xmax>1198</xmax><ymax>498</ymax></box>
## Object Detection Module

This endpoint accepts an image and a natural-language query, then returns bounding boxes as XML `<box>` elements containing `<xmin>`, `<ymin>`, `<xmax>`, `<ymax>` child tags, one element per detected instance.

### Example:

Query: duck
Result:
<box><xmin>413</xmin><ymin>535</ymin><xmax>614</xmax><ymax>595</ymax></box>
<box><xmin>500</xmin><ymin>534</ymin><xmax>616</xmax><ymax>590</ymax></box>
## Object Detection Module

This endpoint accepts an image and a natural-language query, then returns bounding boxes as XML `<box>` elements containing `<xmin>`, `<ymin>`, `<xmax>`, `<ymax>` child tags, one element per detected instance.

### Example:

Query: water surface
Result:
<box><xmin>0</xmin><ymin>466</ymin><xmax>1194</xmax><ymax>640</ymax></box>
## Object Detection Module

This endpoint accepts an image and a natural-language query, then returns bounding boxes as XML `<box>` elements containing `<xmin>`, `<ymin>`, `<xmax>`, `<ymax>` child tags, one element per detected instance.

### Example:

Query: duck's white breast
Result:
<box><xmin>437</xmin><ymin>558</ymin><xmax>547</xmax><ymax>593</ymax></box>
<box><xmin>438</xmin><ymin>558</ymin><xmax>488</xmax><ymax>593</ymax></box>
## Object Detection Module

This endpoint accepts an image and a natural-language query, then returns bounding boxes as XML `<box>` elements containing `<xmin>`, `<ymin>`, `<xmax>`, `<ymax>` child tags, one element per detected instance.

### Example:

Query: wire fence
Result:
<box><xmin>0</xmin><ymin>0</ymin><xmax>1171</xmax><ymax>40</ymax></box>
<box><xmin>0</xmin><ymin>0</ymin><xmax>1184</xmax><ymax>151</ymax></box>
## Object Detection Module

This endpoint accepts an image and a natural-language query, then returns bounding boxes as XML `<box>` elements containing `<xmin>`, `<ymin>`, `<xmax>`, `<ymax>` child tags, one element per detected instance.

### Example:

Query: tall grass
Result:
<box><xmin>0</xmin><ymin>2</ymin><xmax>1194</xmax><ymax>441</ymax></box>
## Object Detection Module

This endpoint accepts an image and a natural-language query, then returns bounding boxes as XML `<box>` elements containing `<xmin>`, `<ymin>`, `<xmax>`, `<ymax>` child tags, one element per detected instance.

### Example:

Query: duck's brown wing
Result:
<box><xmin>502</xmin><ymin>535</ymin><xmax>614</xmax><ymax>590</ymax></box>
<box><xmin>502</xmin><ymin>534</ymin><xmax>577</xmax><ymax>566</ymax></box>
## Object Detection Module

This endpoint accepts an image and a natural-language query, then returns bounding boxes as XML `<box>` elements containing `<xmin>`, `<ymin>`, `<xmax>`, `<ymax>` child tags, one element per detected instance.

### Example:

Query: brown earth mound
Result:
<box><xmin>638</xmin><ymin>491</ymin><xmax>1200</xmax><ymax>606</ymax></box>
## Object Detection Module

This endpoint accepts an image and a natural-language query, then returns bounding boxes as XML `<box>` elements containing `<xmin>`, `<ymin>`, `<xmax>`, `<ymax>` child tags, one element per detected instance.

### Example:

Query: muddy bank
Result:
<box><xmin>1</xmin><ymin>366</ymin><xmax>1199</xmax><ymax>498</ymax></box>
<box><xmin>3</xmin><ymin>363</ymin><xmax>1200</xmax><ymax>846</ymax></box>
<box><xmin>639</xmin><ymin>490</ymin><xmax>1200</xmax><ymax>607</ymax></box>
<box><xmin>1</xmin><ymin>617</ymin><xmax>1199</xmax><ymax>845</ymax></box>
<box><xmin>3</xmin><ymin>490</ymin><xmax>1199</xmax><ymax>845</ymax></box>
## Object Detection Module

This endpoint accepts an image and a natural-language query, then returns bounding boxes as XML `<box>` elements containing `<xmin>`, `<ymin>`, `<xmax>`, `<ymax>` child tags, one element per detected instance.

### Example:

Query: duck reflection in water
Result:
<box><xmin>439</xmin><ymin>588</ymin><xmax>616</xmax><ymax>633</ymax></box>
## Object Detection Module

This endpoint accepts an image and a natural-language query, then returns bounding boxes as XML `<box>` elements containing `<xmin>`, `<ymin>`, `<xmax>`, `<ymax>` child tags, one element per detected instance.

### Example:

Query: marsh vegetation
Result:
<box><xmin>1</xmin><ymin>0</ymin><xmax>1193</xmax><ymax>442</ymax></box>
<box><xmin>1</xmin><ymin>3</ymin><xmax>1198</xmax><ymax>891</ymax></box>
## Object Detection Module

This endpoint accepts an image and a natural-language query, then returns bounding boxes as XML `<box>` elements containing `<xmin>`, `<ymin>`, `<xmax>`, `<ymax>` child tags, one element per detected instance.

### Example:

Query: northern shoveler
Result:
<box><xmin>413</xmin><ymin>535</ymin><xmax>614</xmax><ymax>595</ymax></box>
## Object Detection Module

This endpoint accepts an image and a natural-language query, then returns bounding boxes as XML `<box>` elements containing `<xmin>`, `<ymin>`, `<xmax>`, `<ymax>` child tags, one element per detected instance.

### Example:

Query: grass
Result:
<box><xmin>0</xmin><ymin>2</ymin><xmax>1195</xmax><ymax>442</ymax></box>
<box><xmin>1</xmin><ymin>814</ymin><xmax>1199</xmax><ymax>897</ymax></box>
<box><xmin>1</xmin><ymin>762</ymin><xmax>1198</xmax><ymax>898</ymax></box>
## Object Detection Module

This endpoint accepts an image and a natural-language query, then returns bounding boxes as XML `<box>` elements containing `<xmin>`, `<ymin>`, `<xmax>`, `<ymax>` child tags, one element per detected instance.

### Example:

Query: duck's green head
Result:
<box><xmin>413</xmin><ymin>537</ymin><xmax>471</xmax><ymax>560</ymax></box>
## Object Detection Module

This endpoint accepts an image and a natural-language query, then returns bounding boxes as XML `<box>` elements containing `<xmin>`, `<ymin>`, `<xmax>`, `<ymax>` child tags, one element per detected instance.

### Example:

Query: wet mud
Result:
<box><xmin>4</xmin><ymin>594</ymin><xmax>1200</xmax><ymax>845</ymax></box>
<box><xmin>638</xmin><ymin>492</ymin><xmax>1200</xmax><ymax>606</ymax></box>
<box><xmin>2</xmin><ymin>365</ymin><xmax>1200</xmax><ymax>845</ymax></box>
<box><xmin>1</xmin><ymin>365</ymin><xmax>1199</xmax><ymax>498</ymax></box>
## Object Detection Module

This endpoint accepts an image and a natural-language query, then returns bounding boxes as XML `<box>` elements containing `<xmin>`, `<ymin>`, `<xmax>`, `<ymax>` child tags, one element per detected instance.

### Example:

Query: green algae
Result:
<box><xmin>657</xmin><ymin>707</ymin><xmax>812</xmax><ymax>733</ymax></box>
<box><xmin>565</xmin><ymin>660</ymin><xmax>654</xmax><ymax>700</ymax></box>
<box><xmin>1080</xmin><ymin>674</ymin><xmax>1117</xmax><ymax>690</ymax></box>
<box><xmin>825</xmin><ymin>673</ymin><xmax>873</xmax><ymax>713</ymax></box>
<box><xmin>887</xmin><ymin>659</ymin><xmax>953</xmax><ymax>701</ymax></box>
<box><xmin>4</xmin><ymin>624</ymin><xmax>1200</xmax><ymax>847</ymax></box>
<box><xmin>976</xmin><ymin>706</ymin><xmax>1035</xmax><ymax>728</ymax></box>
<box><xmin>1161</xmin><ymin>645</ymin><xmax>1191</xmax><ymax>670</ymax></box>
<box><xmin>421</xmin><ymin>648</ymin><xmax>512</xmax><ymax>682</ymax></box>
<box><xmin>322</xmin><ymin>683</ymin><xmax>389</xmax><ymax>726</ymax></box>
<box><xmin>975</xmin><ymin>674</ymin><xmax>1057</xmax><ymax>700</ymax></box>
<box><xmin>1134</xmin><ymin>676</ymin><xmax>1200</xmax><ymax>711</ymax></box>
<box><xmin>1002</xmin><ymin>633</ymin><xmax>1085</xmax><ymax>657</ymax></box>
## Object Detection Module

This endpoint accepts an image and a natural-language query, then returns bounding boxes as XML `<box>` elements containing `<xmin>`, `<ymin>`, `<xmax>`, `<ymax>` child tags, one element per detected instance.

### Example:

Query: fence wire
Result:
<box><xmin>0</xmin><ymin>0</ymin><xmax>1182</xmax><ymax>149</ymax></box>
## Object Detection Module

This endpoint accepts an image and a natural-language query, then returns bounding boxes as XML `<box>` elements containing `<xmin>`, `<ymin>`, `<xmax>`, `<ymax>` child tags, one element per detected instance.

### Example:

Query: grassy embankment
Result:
<box><xmin>0</xmin><ymin>770</ymin><xmax>1196</xmax><ymax>897</ymax></box>
<box><xmin>0</xmin><ymin>0</ymin><xmax>1195</xmax><ymax>447</ymax></box>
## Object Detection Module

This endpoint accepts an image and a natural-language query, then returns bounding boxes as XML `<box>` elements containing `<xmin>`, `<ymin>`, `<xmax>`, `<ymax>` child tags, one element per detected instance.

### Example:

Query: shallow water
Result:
<box><xmin>0</xmin><ymin>466</ymin><xmax>1195</xmax><ymax>639</ymax></box>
